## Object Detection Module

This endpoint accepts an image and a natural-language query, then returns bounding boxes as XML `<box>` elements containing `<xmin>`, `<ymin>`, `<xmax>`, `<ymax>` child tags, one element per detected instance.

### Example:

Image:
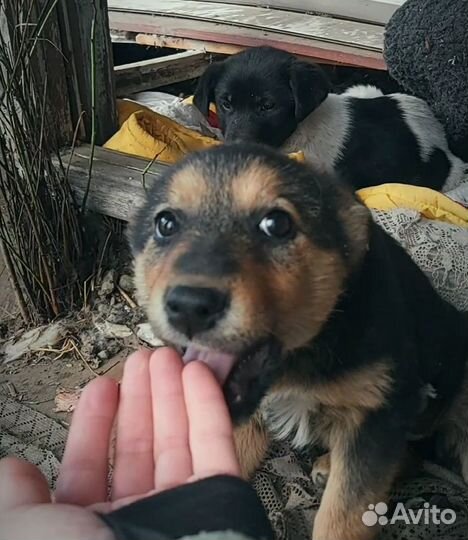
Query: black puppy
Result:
<box><xmin>130</xmin><ymin>144</ymin><xmax>468</xmax><ymax>540</ymax></box>
<box><xmin>194</xmin><ymin>46</ymin><xmax>466</xmax><ymax>190</ymax></box>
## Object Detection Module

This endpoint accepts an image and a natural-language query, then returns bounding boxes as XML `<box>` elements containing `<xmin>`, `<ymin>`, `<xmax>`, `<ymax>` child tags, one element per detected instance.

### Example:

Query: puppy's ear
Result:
<box><xmin>289</xmin><ymin>61</ymin><xmax>331</xmax><ymax>122</ymax></box>
<box><xmin>194</xmin><ymin>62</ymin><xmax>224</xmax><ymax>117</ymax></box>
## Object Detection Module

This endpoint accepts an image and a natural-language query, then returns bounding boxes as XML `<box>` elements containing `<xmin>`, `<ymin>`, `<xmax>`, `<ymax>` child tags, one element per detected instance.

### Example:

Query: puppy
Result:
<box><xmin>129</xmin><ymin>145</ymin><xmax>468</xmax><ymax>540</ymax></box>
<box><xmin>194</xmin><ymin>46</ymin><xmax>466</xmax><ymax>191</ymax></box>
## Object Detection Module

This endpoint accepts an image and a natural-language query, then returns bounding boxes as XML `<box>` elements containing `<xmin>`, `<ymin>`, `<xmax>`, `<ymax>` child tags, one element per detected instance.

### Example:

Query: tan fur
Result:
<box><xmin>168</xmin><ymin>165</ymin><xmax>208</xmax><ymax>211</ymax></box>
<box><xmin>264</xmin><ymin>362</ymin><xmax>392</xmax><ymax>455</ymax></box>
<box><xmin>272</xmin><ymin>361</ymin><xmax>392</xmax><ymax>413</ymax></box>
<box><xmin>311</xmin><ymin>452</ymin><xmax>331</xmax><ymax>485</ymax></box>
<box><xmin>313</xmin><ymin>362</ymin><xmax>393</xmax><ymax>410</ymax></box>
<box><xmin>337</xmin><ymin>195</ymin><xmax>370</xmax><ymax>267</ymax></box>
<box><xmin>437</xmin><ymin>369</ymin><xmax>468</xmax><ymax>482</ymax></box>
<box><xmin>313</xmin><ymin>430</ymin><xmax>396</xmax><ymax>540</ymax></box>
<box><xmin>233</xmin><ymin>412</ymin><xmax>270</xmax><ymax>480</ymax></box>
<box><xmin>268</xmin><ymin>236</ymin><xmax>346</xmax><ymax>350</ymax></box>
<box><xmin>230</xmin><ymin>161</ymin><xmax>281</xmax><ymax>212</ymax></box>
<box><xmin>227</xmin><ymin>257</ymin><xmax>271</xmax><ymax>337</ymax></box>
<box><xmin>205</xmin><ymin>236</ymin><xmax>346</xmax><ymax>352</ymax></box>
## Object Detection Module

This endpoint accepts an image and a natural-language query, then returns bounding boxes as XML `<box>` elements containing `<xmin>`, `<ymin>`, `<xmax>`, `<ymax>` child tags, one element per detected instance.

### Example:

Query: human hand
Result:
<box><xmin>0</xmin><ymin>348</ymin><xmax>240</xmax><ymax>540</ymax></box>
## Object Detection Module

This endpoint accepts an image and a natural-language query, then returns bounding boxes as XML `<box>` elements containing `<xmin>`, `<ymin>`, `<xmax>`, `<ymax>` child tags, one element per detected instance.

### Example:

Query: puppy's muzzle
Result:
<box><xmin>165</xmin><ymin>285</ymin><xmax>230</xmax><ymax>338</ymax></box>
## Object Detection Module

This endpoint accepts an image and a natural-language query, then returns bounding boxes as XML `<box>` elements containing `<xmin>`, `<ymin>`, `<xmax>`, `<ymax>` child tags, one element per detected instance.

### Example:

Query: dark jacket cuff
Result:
<box><xmin>99</xmin><ymin>475</ymin><xmax>274</xmax><ymax>540</ymax></box>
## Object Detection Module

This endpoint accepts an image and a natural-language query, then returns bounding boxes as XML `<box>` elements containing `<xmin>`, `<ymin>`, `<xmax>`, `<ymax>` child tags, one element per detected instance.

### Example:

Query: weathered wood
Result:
<box><xmin>191</xmin><ymin>0</ymin><xmax>405</xmax><ymax>25</ymax></box>
<box><xmin>58</xmin><ymin>0</ymin><xmax>118</xmax><ymax>145</ymax></box>
<box><xmin>135</xmin><ymin>33</ymin><xmax>385</xmax><ymax>70</ymax></box>
<box><xmin>115</xmin><ymin>50</ymin><xmax>209</xmax><ymax>96</ymax></box>
<box><xmin>109</xmin><ymin>3</ymin><xmax>386</xmax><ymax>70</ymax></box>
<box><xmin>108</xmin><ymin>0</ymin><xmax>385</xmax><ymax>51</ymax></box>
<box><xmin>64</xmin><ymin>145</ymin><xmax>168</xmax><ymax>221</ymax></box>
<box><xmin>110</xmin><ymin>28</ymin><xmax>138</xmax><ymax>43</ymax></box>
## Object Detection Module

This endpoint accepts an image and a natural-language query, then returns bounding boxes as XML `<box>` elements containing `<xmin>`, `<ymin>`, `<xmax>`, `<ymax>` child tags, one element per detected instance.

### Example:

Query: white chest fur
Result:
<box><xmin>261</xmin><ymin>389</ymin><xmax>323</xmax><ymax>450</ymax></box>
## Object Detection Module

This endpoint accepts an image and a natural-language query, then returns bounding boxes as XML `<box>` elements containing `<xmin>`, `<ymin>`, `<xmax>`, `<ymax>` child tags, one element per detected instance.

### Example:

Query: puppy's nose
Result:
<box><xmin>165</xmin><ymin>286</ymin><xmax>229</xmax><ymax>337</ymax></box>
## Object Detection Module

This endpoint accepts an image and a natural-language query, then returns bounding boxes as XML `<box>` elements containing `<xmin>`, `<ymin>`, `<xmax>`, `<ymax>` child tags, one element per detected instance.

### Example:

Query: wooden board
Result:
<box><xmin>64</xmin><ymin>145</ymin><xmax>167</xmax><ymax>221</ymax></box>
<box><xmin>109</xmin><ymin>14</ymin><xmax>385</xmax><ymax>70</ymax></box>
<box><xmin>115</xmin><ymin>50</ymin><xmax>209</xmax><ymax>96</ymax></box>
<box><xmin>135</xmin><ymin>30</ymin><xmax>384</xmax><ymax>71</ymax></box>
<box><xmin>191</xmin><ymin>0</ymin><xmax>406</xmax><ymax>25</ymax></box>
<box><xmin>108</xmin><ymin>0</ymin><xmax>384</xmax><ymax>52</ymax></box>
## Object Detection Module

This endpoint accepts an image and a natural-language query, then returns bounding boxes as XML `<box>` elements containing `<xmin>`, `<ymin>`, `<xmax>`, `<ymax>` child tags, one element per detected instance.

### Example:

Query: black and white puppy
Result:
<box><xmin>194</xmin><ymin>46</ymin><xmax>466</xmax><ymax>191</ymax></box>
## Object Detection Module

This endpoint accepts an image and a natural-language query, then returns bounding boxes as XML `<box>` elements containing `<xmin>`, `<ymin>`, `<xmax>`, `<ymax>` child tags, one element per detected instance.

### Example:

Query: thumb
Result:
<box><xmin>0</xmin><ymin>457</ymin><xmax>51</xmax><ymax>510</ymax></box>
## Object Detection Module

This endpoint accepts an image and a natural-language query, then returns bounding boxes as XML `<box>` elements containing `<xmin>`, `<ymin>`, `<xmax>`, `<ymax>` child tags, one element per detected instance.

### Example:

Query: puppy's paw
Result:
<box><xmin>311</xmin><ymin>452</ymin><xmax>330</xmax><ymax>488</ymax></box>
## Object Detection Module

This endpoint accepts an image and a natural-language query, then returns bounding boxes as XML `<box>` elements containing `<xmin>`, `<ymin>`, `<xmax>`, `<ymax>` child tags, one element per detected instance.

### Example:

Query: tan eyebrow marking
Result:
<box><xmin>167</xmin><ymin>164</ymin><xmax>208</xmax><ymax>211</ymax></box>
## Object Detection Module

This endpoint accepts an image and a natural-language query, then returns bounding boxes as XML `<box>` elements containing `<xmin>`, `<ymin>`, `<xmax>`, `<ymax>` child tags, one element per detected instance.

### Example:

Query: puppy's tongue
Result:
<box><xmin>183</xmin><ymin>345</ymin><xmax>237</xmax><ymax>385</ymax></box>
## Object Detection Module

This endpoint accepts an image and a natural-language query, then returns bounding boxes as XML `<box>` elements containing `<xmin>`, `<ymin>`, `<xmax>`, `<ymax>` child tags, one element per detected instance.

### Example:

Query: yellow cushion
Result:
<box><xmin>105</xmin><ymin>99</ymin><xmax>304</xmax><ymax>164</ymax></box>
<box><xmin>357</xmin><ymin>184</ymin><xmax>468</xmax><ymax>228</ymax></box>
<box><xmin>105</xmin><ymin>100</ymin><xmax>219</xmax><ymax>164</ymax></box>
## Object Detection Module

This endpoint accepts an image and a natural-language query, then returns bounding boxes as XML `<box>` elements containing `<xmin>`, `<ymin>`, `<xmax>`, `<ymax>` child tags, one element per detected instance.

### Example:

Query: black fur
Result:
<box><xmin>194</xmin><ymin>47</ymin><xmax>329</xmax><ymax>147</ymax></box>
<box><xmin>337</xmin><ymin>97</ymin><xmax>450</xmax><ymax>190</ymax></box>
<box><xmin>194</xmin><ymin>46</ymin><xmax>461</xmax><ymax>190</ymax></box>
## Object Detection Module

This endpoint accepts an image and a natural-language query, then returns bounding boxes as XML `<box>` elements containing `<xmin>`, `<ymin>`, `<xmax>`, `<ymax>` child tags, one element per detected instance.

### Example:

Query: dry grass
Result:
<box><xmin>0</xmin><ymin>0</ymin><xmax>88</xmax><ymax>324</ymax></box>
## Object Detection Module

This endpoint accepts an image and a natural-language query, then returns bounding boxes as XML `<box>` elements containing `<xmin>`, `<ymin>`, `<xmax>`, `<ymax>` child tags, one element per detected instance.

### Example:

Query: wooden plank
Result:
<box><xmin>108</xmin><ymin>0</ymin><xmax>384</xmax><ymax>52</ymax></box>
<box><xmin>135</xmin><ymin>32</ymin><xmax>385</xmax><ymax>71</ymax></box>
<box><xmin>64</xmin><ymin>145</ymin><xmax>168</xmax><ymax>221</ymax></box>
<box><xmin>109</xmin><ymin>10</ymin><xmax>386</xmax><ymax>69</ymax></box>
<box><xmin>59</xmin><ymin>0</ymin><xmax>118</xmax><ymax>145</ymax></box>
<box><xmin>115</xmin><ymin>50</ymin><xmax>209</xmax><ymax>96</ymax></box>
<box><xmin>192</xmin><ymin>0</ymin><xmax>406</xmax><ymax>25</ymax></box>
<box><xmin>111</xmin><ymin>29</ymin><xmax>138</xmax><ymax>43</ymax></box>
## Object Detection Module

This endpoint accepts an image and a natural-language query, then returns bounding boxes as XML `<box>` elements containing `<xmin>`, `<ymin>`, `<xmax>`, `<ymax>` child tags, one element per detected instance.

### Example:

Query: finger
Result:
<box><xmin>112</xmin><ymin>349</ymin><xmax>154</xmax><ymax>500</ymax></box>
<box><xmin>0</xmin><ymin>457</ymin><xmax>51</xmax><ymax>510</ymax></box>
<box><xmin>150</xmin><ymin>348</ymin><xmax>193</xmax><ymax>491</ymax></box>
<box><xmin>183</xmin><ymin>361</ymin><xmax>240</xmax><ymax>478</ymax></box>
<box><xmin>55</xmin><ymin>377</ymin><xmax>118</xmax><ymax>505</ymax></box>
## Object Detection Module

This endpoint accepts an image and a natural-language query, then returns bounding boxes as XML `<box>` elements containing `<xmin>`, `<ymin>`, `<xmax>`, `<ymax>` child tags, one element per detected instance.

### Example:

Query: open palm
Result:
<box><xmin>0</xmin><ymin>348</ymin><xmax>240</xmax><ymax>540</ymax></box>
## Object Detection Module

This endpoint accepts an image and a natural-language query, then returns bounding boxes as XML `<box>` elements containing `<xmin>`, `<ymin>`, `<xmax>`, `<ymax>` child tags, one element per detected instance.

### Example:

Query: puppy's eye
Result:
<box><xmin>260</xmin><ymin>101</ymin><xmax>275</xmax><ymax>112</ymax></box>
<box><xmin>259</xmin><ymin>210</ymin><xmax>294</xmax><ymax>239</ymax></box>
<box><xmin>221</xmin><ymin>99</ymin><xmax>232</xmax><ymax>111</ymax></box>
<box><xmin>155</xmin><ymin>211</ymin><xmax>179</xmax><ymax>239</ymax></box>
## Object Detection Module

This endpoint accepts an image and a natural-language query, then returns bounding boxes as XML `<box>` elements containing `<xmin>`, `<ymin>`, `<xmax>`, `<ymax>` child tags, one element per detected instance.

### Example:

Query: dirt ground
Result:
<box><xmin>0</xmin><ymin>257</ymin><xmax>152</xmax><ymax>425</ymax></box>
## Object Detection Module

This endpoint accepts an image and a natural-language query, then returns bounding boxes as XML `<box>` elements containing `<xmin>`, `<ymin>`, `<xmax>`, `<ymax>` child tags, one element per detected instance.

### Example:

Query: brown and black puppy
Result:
<box><xmin>128</xmin><ymin>144</ymin><xmax>468</xmax><ymax>540</ymax></box>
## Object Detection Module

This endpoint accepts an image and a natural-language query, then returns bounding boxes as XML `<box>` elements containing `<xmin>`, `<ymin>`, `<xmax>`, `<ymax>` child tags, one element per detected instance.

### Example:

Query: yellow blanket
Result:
<box><xmin>105</xmin><ymin>99</ymin><xmax>468</xmax><ymax>228</ymax></box>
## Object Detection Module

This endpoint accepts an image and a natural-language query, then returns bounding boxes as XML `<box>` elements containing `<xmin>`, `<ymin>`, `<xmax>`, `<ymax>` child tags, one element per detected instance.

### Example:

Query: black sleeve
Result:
<box><xmin>99</xmin><ymin>475</ymin><xmax>274</xmax><ymax>540</ymax></box>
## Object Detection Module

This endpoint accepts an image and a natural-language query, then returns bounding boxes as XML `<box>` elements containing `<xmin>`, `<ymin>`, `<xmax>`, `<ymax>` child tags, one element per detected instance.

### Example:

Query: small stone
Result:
<box><xmin>1</xmin><ymin>322</ymin><xmax>66</xmax><ymax>363</ymax></box>
<box><xmin>97</xmin><ymin>350</ymin><xmax>109</xmax><ymax>360</ymax></box>
<box><xmin>98</xmin><ymin>270</ymin><xmax>116</xmax><ymax>297</ymax></box>
<box><xmin>136</xmin><ymin>323</ymin><xmax>164</xmax><ymax>347</ymax></box>
<box><xmin>54</xmin><ymin>388</ymin><xmax>81</xmax><ymax>413</ymax></box>
<box><xmin>95</xmin><ymin>321</ymin><xmax>132</xmax><ymax>339</ymax></box>
<box><xmin>119</xmin><ymin>274</ymin><xmax>135</xmax><ymax>292</ymax></box>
